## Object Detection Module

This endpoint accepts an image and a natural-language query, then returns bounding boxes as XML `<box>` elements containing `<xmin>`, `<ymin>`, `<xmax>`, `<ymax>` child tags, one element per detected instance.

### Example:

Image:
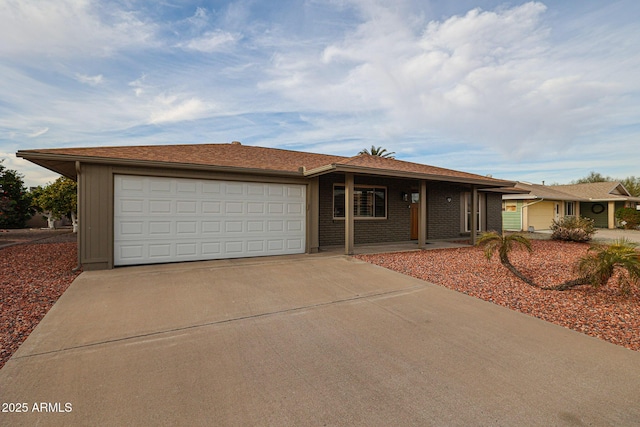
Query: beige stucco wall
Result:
<box><xmin>526</xmin><ymin>201</ymin><xmax>556</xmax><ymax>231</ymax></box>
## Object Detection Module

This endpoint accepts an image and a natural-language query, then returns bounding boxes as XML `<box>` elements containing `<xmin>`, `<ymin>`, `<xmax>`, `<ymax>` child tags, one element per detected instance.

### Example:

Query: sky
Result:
<box><xmin>1</xmin><ymin>0</ymin><xmax>639</xmax><ymax>188</ymax></box>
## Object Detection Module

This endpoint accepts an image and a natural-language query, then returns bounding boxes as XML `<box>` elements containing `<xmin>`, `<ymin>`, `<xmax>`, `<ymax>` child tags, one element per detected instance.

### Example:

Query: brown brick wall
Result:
<box><xmin>486</xmin><ymin>192</ymin><xmax>503</xmax><ymax>233</ymax></box>
<box><xmin>318</xmin><ymin>174</ymin><xmax>504</xmax><ymax>245</ymax></box>
<box><xmin>318</xmin><ymin>174</ymin><xmax>414</xmax><ymax>246</ymax></box>
<box><xmin>426</xmin><ymin>182</ymin><xmax>464</xmax><ymax>239</ymax></box>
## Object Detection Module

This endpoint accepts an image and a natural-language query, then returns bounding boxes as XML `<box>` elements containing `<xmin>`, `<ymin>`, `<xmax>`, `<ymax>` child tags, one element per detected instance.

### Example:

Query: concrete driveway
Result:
<box><xmin>1</xmin><ymin>255</ymin><xmax>639</xmax><ymax>426</ymax></box>
<box><xmin>593</xmin><ymin>227</ymin><xmax>640</xmax><ymax>244</ymax></box>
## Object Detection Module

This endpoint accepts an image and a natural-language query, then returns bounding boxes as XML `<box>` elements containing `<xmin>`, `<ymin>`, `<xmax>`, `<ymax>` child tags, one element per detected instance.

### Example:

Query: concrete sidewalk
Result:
<box><xmin>1</xmin><ymin>255</ymin><xmax>639</xmax><ymax>426</ymax></box>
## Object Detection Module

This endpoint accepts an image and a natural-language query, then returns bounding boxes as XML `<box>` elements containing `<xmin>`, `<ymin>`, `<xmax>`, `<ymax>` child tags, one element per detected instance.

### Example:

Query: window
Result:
<box><xmin>333</xmin><ymin>185</ymin><xmax>387</xmax><ymax>219</ymax></box>
<box><xmin>463</xmin><ymin>192</ymin><xmax>483</xmax><ymax>232</ymax></box>
<box><xmin>504</xmin><ymin>202</ymin><xmax>517</xmax><ymax>212</ymax></box>
<box><xmin>564</xmin><ymin>201</ymin><xmax>575</xmax><ymax>216</ymax></box>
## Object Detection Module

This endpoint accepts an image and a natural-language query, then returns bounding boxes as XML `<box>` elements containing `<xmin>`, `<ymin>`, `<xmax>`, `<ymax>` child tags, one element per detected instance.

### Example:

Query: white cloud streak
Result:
<box><xmin>0</xmin><ymin>0</ymin><xmax>638</xmax><ymax>188</ymax></box>
<box><xmin>0</xmin><ymin>0</ymin><xmax>156</xmax><ymax>57</ymax></box>
<box><xmin>178</xmin><ymin>30</ymin><xmax>238</xmax><ymax>52</ymax></box>
<box><xmin>260</xmin><ymin>1</ymin><xmax>638</xmax><ymax>162</ymax></box>
<box><xmin>76</xmin><ymin>74</ymin><xmax>104</xmax><ymax>86</ymax></box>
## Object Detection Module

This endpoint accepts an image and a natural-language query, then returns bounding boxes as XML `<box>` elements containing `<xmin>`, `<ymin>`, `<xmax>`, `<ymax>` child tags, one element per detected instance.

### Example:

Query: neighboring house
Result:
<box><xmin>18</xmin><ymin>143</ymin><xmax>513</xmax><ymax>270</ymax></box>
<box><xmin>503</xmin><ymin>181</ymin><xmax>640</xmax><ymax>231</ymax></box>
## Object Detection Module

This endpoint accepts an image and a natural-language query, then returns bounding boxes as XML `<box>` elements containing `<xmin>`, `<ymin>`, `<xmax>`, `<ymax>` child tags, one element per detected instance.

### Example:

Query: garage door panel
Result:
<box><xmin>149</xmin><ymin>244</ymin><xmax>171</xmax><ymax>258</ymax></box>
<box><xmin>149</xmin><ymin>221</ymin><xmax>171</xmax><ymax>235</ymax></box>
<box><xmin>225</xmin><ymin>201</ymin><xmax>244</xmax><ymax>214</ymax></box>
<box><xmin>202</xmin><ymin>221</ymin><xmax>221</xmax><ymax>234</ymax></box>
<box><xmin>115</xmin><ymin>176</ymin><xmax>305</xmax><ymax>266</ymax></box>
<box><xmin>247</xmin><ymin>184</ymin><xmax>265</xmax><ymax>195</ymax></box>
<box><xmin>225</xmin><ymin>183</ymin><xmax>244</xmax><ymax>195</ymax></box>
<box><xmin>287</xmin><ymin>203</ymin><xmax>303</xmax><ymax>214</ymax></box>
<box><xmin>202</xmin><ymin>201</ymin><xmax>221</xmax><ymax>214</ymax></box>
<box><xmin>149</xmin><ymin>200</ymin><xmax>172</xmax><ymax>214</ymax></box>
<box><xmin>120</xmin><ymin>199</ymin><xmax>145</xmax><ymax>214</ymax></box>
<box><xmin>286</xmin><ymin>239</ymin><xmax>303</xmax><ymax>250</ymax></box>
<box><xmin>119</xmin><ymin>177</ymin><xmax>145</xmax><ymax>191</ymax></box>
<box><xmin>150</xmin><ymin>180</ymin><xmax>172</xmax><ymax>193</ymax></box>
<box><xmin>202</xmin><ymin>242</ymin><xmax>221</xmax><ymax>255</ymax></box>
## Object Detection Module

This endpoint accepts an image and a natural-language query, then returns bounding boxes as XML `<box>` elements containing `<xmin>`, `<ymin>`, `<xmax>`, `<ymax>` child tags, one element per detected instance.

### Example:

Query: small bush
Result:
<box><xmin>550</xmin><ymin>215</ymin><xmax>596</xmax><ymax>242</ymax></box>
<box><xmin>576</xmin><ymin>239</ymin><xmax>640</xmax><ymax>294</ymax></box>
<box><xmin>615</xmin><ymin>207</ymin><xmax>640</xmax><ymax>229</ymax></box>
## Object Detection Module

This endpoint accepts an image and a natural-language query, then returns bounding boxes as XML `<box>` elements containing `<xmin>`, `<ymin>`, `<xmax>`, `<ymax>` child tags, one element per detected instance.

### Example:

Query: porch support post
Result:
<box><xmin>471</xmin><ymin>185</ymin><xmax>478</xmax><ymax>245</ymax></box>
<box><xmin>608</xmin><ymin>201</ymin><xmax>615</xmax><ymax>229</ymax></box>
<box><xmin>345</xmin><ymin>173</ymin><xmax>354</xmax><ymax>255</ymax></box>
<box><xmin>419</xmin><ymin>180</ymin><xmax>427</xmax><ymax>248</ymax></box>
<box><xmin>307</xmin><ymin>177</ymin><xmax>320</xmax><ymax>253</ymax></box>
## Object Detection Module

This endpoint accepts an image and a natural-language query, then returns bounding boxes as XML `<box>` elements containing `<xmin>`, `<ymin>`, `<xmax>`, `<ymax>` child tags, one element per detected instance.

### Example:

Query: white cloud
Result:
<box><xmin>178</xmin><ymin>30</ymin><xmax>238</xmax><ymax>52</ymax></box>
<box><xmin>0</xmin><ymin>0</ymin><xmax>156</xmax><ymax>57</ymax></box>
<box><xmin>76</xmin><ymin>74</ymin><xmax>104</xmax><ymax>86</ymax></box>
<box><xmin>260</xmin><ymin>1</ymin><xmax>637</xmax><ymax>161</ymax></box>
<box><xmin>149</xmin><ymin>96</ymin><xmax>212</xmax><ymax>124</ymax></box>
<box><xmin>27</xmin><ymin>128</ymin><xmax>49</xmax><ymax>138</ymax></box>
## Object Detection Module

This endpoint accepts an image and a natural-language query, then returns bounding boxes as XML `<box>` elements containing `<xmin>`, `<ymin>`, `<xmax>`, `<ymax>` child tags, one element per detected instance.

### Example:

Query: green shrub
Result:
<box><xmin>615</xmin><ymin>207</ymin><xmax>640</xmax><ymax>229</ymax></box>
<box><xmin>550</xmin><ymin>215</ymin><xmax>595</xmax><ymax>242</ymax></box>
<box><xmin>576</xmin><ymin>239</ymin><xmax>640</xmax><ymax>294</ymax></box>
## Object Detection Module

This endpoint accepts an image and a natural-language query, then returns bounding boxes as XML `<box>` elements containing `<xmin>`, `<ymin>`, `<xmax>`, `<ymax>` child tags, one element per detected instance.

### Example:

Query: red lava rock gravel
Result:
<box><xmin>356</xmin><ymin>240</ymin><xmax>640</xmax><ymax>352</ymax></box>
<box><xmin>1</xmin><ymin>234</ymin><xmax>81</xmax><ymax>369</ymax></box>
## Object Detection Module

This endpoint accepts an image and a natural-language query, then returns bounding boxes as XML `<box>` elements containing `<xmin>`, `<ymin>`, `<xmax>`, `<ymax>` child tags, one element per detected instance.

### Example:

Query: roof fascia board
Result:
<box><xmin>303</xmin><ymin>164</ymin><xmax>337</xmax><ymax>176</ymax></box>
<box><xmin>307</xmin><ymin>164</ymin><xmax>513</xmax><ymax>187</ymax></box>
<box><xmin>16</xmin><ymin>152</ymin><xmax>304</xmax><ymax>178</ymax></box>
<box><xmin>502</xmin><ymin>194</ymin><xmax>538</xmax><ymax>200</ymax></box>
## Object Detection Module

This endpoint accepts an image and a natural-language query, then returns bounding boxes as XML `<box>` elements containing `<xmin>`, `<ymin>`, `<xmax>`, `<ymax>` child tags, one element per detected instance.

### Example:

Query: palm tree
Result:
<box><xmin>476</xmin><ymin>231</ymin><xmax>537</xmax><ymax>287</ymax></box>
<box><xmin>359</xmin><ymin>146</ymin><xmax>395</xmax><ymax>159</ymax></box>
<box><xmin>549</xmin><ymin>239</ymin><xmax>640</xmax><ymax>293</ymax></box>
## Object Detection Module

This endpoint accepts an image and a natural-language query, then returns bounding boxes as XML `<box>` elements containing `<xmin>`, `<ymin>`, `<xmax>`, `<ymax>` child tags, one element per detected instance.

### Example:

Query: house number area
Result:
<box><xmin>2</xmin><ymin>402</ymin><xmax>73</xmax><ymax>413</ymax></box>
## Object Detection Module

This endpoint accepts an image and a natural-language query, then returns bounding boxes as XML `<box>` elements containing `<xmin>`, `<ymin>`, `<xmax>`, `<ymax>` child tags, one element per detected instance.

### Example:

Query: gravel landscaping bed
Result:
<box><xmin>356</xmin><ymin>240</ymin><xmax>640</xmax><ymax>352</ymax></box>
<box><xmin>1</xmin><ymin>233</ymin><xmax>80</xmax><ymax>369</ymax></box>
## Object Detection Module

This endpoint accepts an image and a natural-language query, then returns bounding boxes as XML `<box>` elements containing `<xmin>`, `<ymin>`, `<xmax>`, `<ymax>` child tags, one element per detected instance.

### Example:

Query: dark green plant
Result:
<box><xmin>550</xmin><ymin>215</ymin><xmax>595</xmax><ymax>242</ymax></box>
<box><xmin>477</xmin><ymin>231</ymin><xmax>537</xmax><ymax>287</ymax></box>
<box><xmin>0</xmin><ymin>160</ymin><xmax>32</xmax><ymax>229</ymax></box>
<box><xmin>615</xmin><ymin>207</ymin><xmax>640</xmax><ymax>230</ymax></box>
<box><xmin>358</xmin><ymin>146</ymin><xmax>395</xmax><ymax>158</ymax></box>
<box><xmin>550</xmin><ymin>239</ymin><xmax>640</xmax><ymax>294</ymax></box>
<box><xmin>31</xmin><ymin>177</ymin><xmax>78</xmax><ymax>230</ymax></box>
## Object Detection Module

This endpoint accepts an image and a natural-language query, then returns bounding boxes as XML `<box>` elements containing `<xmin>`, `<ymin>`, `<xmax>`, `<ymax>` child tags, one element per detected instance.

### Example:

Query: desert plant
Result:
<box><xmin>476</xmin><ymin>231</ymin><xmax>537</xmax><ymax>287</ymax></box>
<box><xmin>358</xmin><ymin>146</ymin><xmax>395</xmax><ymax>158</ymax></box>
<box><xmin>615</xmin><ymin>207</ymin><xmax>640</xmax><ymax>230</ymax></box>
<box><xmin>550</xmin><ymin>215</ymin><xmax>595</xmax><ymax>242</ymax></box>
<box><xmin>549</xmin><ymin>239</ymin><xmax>640</xmax><ymax>294</ymax></box>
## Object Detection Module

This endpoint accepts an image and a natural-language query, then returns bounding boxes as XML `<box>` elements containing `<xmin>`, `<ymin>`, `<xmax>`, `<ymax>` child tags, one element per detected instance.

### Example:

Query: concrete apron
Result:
<box><xmin>1</xmin><ymin>254</ymin><xmax>639</xmax><ymax>426</ymax></box>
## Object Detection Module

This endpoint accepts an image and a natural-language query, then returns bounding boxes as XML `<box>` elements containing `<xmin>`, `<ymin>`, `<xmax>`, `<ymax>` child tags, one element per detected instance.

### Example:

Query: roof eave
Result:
<box><xmin>16</xmin><ymin>151</ymin><xmax>304</xmax><ymax>179</ymax></box>
<box><xmin>306</xmin><ymin>164</ymin><xmax>513</xmax><ymax>187</ymax></box>
<box><xmin>502</xmin><ymin>194</ymin><xmax>538</xmax><ymax>200</ymax></box>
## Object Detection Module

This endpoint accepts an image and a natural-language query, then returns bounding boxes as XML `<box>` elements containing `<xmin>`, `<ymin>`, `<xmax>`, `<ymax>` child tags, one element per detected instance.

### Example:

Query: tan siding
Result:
<box><xmin>110</xmin><ymin>165</ymin><xmax>308</xmax><ymax>185</ymax></box>
<box><xmin>80</xmin><ymin>164</ymin><xmax>113</xmax><ymax>270</ymax></box>
<box><xmin>527</xmin><ymin>201</ymin><xmax>555</xmax><ymax>231</ymax></box>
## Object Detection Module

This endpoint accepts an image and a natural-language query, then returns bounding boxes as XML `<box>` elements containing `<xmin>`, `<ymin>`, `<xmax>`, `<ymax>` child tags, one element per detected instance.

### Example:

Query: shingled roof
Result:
<box><xmin>503</xmin><ymin>181</ymin><xmax>640</xmax><ymax>202</ymax></box>
<box><xmin>17</xmin><ymin>143</ymin><xmax>512</xmax><ymax>187</ymax></box>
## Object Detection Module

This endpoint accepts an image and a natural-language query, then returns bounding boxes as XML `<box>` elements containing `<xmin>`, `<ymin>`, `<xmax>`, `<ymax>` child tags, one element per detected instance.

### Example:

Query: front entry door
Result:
<box><xmin>410</xmin><ymin>204</ymin><xmax>419</xmax><ymax>240</ymax></box>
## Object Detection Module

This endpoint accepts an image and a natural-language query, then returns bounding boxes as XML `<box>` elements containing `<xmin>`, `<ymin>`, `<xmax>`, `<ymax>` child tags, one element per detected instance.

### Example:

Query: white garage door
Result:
<box><xmin>114</xmin><ymin>175</ymin><xmax>306</xmax><ymax>266</ymax></box>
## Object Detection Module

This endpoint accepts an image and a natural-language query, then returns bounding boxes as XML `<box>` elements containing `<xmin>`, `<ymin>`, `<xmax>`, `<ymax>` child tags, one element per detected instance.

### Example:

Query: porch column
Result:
<box><xmin>608</xmin><ymin>201</ymin><xmax>615</xmax><ymax>229</ymax></box>
<box><xmin>419</xmin><ymin>180</ymin><xmax>427</xmax><ymax>248</ymax></box>
<box><xmin>345</xmin><ymin>173</ymin><xmax>354</xmax><ymax>255</ymax></box>
<box><xmin>307</xmin><ymin>177</ymin><xmax>320</xmax><ymax>253</ymax></box>
<box><xmin>471</xmin><ymin>185</ymin><xmax>478</xmax><ymax>245</ymax></box>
